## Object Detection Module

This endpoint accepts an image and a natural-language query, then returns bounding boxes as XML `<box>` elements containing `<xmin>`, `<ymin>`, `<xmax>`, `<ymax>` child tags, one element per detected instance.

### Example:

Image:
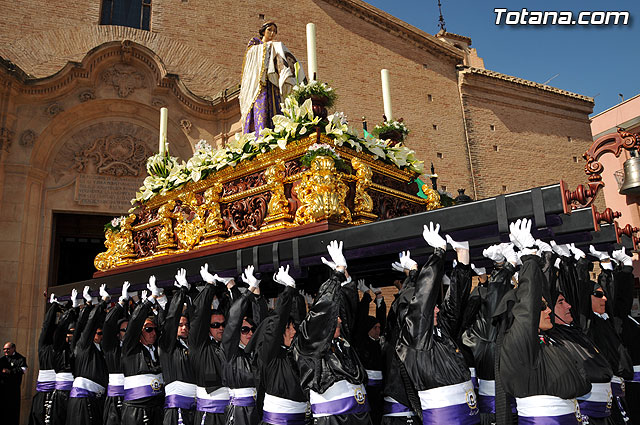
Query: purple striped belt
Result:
<box><xmin>55</xmin><ymin>381</ymin><xmax>73</xmax><ymax>391</ymax></box>
<box><xmin>196</xmin><ymin>398</ymin><xmax>228</xmax><ymax>413</ymax></box>
<box><xmin>261</xmin><ymin>411</ymin><xmax>306</xmax><ymax>425</ymax></box>
<box><xmin>107</xmin><ymin>385</ymin><xmax>124</xmax><ymax>397</ymax></box>
<box><xmin>124</xmin><ymin>385</ymin><xmax>164</xmax><ymax>401</ymax></box>
<box><xmin>366</xmin><ymin>370</ymin><xmax>383</xmax><ymax>387</ymax></box>
<box><xmin>165</xmin><ymin>394</ymin><xmax>196</xmax><ymax>410</ymax></box>
<box><xmin>70</xmin><ymin>387</ymin><xmax>99</xmax><ymax>398</ymax></box>
<box><xmin>477</xmin><ymin>395</ymin><xmax>517</xmax><ymax>414</ymax></box>
<box><xmin>611</xmin><ymin>380</ymin><xmax>625</xmax><ymax>398</ymax></box>
<box><xmin>578</xmin><ymin>400</ymin><xmax>610</xmax><ymax>418</ymax></box>
<box><xmin>632</xmin><ymin>371</ymin><xmax>640</xmax><ymax>383</ymax></box>
<box><xmin>383</xmin><ymin>400</ymin><xmax>412</xmax><ymax>415</ymax></box>
<box><xmin>518</xmin><ymin>413</ymin><xmax>579</xmax><ymax>424</ymax></box>
<box><xmin>421</xmin><ymin>403</ymin><xmax>479</xmax><ymax>425</ymax></box>
<box><xmin>36</xmin><ymin>381</ymin><xmax>56</xmax><ymax>392</ymax></box>
<box><xmin>311</xmin><ymin>396</ymin><xmax>370</xmax><ymax>416</ymax></box>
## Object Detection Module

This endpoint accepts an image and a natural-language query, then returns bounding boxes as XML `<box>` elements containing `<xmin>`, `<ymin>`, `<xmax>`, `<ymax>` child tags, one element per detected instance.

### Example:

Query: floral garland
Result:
<box><xmin>372</xmin><ymin>119</ymin><xmax>409</xmax><ymax>141</ymax></box>
<box><xmin>301</xmin><ymin>143</ymin><xmax>351</xmax><ymax>173</ymax></box>
<box><xmin>130</xmin><ymin>89</ymin><xmax>424</xmax><ymax>210</ymax></box>
<box><xmin>104</xmin><ymin>215</ymin><xmax>127</xmax><ymax>233</ymax></box>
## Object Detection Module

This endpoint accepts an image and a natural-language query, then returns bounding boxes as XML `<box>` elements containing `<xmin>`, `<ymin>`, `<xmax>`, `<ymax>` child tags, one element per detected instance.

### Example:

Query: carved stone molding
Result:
<box><xmin>19</xmin><ymin>129</ymin><xmax>36</xmax><ymax>148</ymax></box>
<box><xmin>79</xmin><ymin>90</ymin><xmax>96</xmax><ymax>102</ymax></box>
<box><xmin>151</xmin><ymin>97</ymin><xmax>166</xmax><ymax>108</ymax></box>
<box><xmin>102</xmin><ymin>63</ymin><xmax>147</xmax><ymax>98</ymax></box>
<box><xmin>0</xmin><ymin>127</ymin><xmax>14</xmax><ymax>151</ymax></box>
<box><xmin>180</xmin><ymin>118</ymin><xmax>192</xmax><ymax>134</ymax></box>
<box><xmin>45</xmin><ymin>103</ymin><xmax>63</xmax><ymax>116</ymax></box>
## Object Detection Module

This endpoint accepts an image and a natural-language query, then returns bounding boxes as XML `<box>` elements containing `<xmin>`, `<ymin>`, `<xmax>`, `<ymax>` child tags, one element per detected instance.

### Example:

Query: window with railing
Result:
<box><xmin>100</xmin><ymin>0</ymin><xmax>152</xmax><ymax>30</ymax></box>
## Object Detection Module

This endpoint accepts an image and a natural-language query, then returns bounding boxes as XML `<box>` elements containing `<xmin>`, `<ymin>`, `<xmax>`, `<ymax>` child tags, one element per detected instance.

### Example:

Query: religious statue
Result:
<box><xmin>239</xmin><ymin>21</ymin><xmax>306</xmax><ymax>134</ymax></box>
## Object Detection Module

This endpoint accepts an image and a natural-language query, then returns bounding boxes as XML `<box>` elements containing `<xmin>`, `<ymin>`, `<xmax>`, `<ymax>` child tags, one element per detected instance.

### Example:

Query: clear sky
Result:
<box><xmin>365</xmin><ymin>0</ymin><xmax>639</xmax><ymax>116</ymax></box>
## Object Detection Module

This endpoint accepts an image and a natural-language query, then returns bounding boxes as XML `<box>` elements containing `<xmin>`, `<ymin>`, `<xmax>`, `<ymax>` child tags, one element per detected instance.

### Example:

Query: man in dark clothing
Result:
<box><xmin>29</xmin><ymin>294</ymin><xmax>61</xmax><ymax>425</ymax></box>
<box><xmin>160</xmin><ymin>268</ymin><xmax>197</xmax><ymax>425</ymax></box>
<box><xmin>66</xmin><ymin>284</ymin><xmax>110</xmax><ymax>425</ymax></box>
<box><xmin>121</xmin><ymin>276</ymin><xmax>165</xmax><ymax>425</ymax></box>
<box><xmin>102</xmin><ymin>282</ymin><xmax>130</xmax><ymax>425</ymax></box>
<box><xmin>495</xmin><ymin>219</ymin><xmax>590</xmax><ymax>424</ymax></box>
<box><xmin>395</xmin><ymin>224</ymin><xmax>478</xmax><ymax>424</ymax></box>
<box><xmin>247</xmin><ymin>265</ymin><xmax>307</xmax><ymax>425</ymax></box>
<box><xmin>1</xmin><ymin>341</ymin><xmax>28</xmax><ymax>425</ymax></box>
<box><xmin>222</xmin><ymin>265</ymin><xmax>267</xmax><ymax>425</ymax></box>
<box><xmin>192</xmin><ymin>264</ymin><xmax>232</xmax><ymax>425</ymax></box>
<box><xmin>293</xmin><ymin>240</ymin><xmax>372</xmax><ymax>425</ymax></box>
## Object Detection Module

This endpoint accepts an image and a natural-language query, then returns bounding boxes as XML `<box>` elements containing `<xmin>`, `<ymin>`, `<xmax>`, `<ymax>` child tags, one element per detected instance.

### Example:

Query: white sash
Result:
<box><xmin>516</xmin><ymin>395</ymin><xmax>577</xmax><ymax>417</ymax></box>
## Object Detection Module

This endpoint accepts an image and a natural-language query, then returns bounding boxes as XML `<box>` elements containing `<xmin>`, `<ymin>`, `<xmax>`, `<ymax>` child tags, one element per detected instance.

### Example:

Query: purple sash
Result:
<box><xmin>518</xmin><ymin>413</ymin><xmax>579</xmax><ymax>424</ymax></box>
<box><xmin>611</xmin><ymin>382</ymin><xmax>625</xmax><ymax>397</ymax></box>
<box><xmin>311</xmin><ymin>396</ymin><xmax>370</xmax><ymax>416</ymax></box>
<box><xmin>36</xmin><ymin>381</ymin><xmax>56</xmax><ymax>393</ymax></box>
<box><xmin>367</xmin><ymin>378</ymin><xmax>383</xmax><ymax>387</ymax></box>
<box><xmin>124</xmin><ymin>385</ymin><xmax>164</xmax><ymax>401</ymax></box>
<box><xmin>107</xmin><ymin>385</ymin><xmax>125</xmax><ymax>397</ymax></box>
<box><xmin>421</xmin><ymin>402</ymin><xmax>479</xmax><ymax>425</ymax></box>
<box><xmin>165</xmin><ymin>394</ymin><xmax>196</xmax><ymax>410</ymax></box>
<box><xmin>261</xmin><ymin>411</ymin><xmax>307</xmax><ymax>425</ymax></box>
<box><xmin>70</xmin><ymin>387</ymin><xmax>99</xmax><ymax>398</ymax></box>
<box><xmin>230</xmin><ymin>396</ymin><xmax>255</xmax><ymax>407</ymax></box>
<box><xmin>478</xmin><ymin>395</ymin><xmax>517</xmax><ymax>414</ymax></box>
<box><xmin>383</xmin><ymin>400</ymin><xmax>412</xmax><ymax>414</ymax></box>
<box><xmin>631</xmin><ymin>372</ymin><xmax>640</xmax><ymax>383</ymax></box>
<box><xmin>55</xmin><ymin>381</ymin><xmax>73</xmax><ymax>391</ymax></box>
<box><xmin>578</xmin><ymin>400</ymin><xmax>610</xmax><ymax>418</ymax></box>
<box><xmin>196</xmin><ymin>397</ymin><xmax>228</xmax><ymax>413</ymax></box>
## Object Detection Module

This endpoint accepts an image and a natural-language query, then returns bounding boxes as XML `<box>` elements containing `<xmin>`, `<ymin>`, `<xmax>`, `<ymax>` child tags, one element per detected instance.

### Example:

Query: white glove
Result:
<box><xmin>120</xmin><ymin>281</ymin><xmax>131</xmax><ymax>303</ymax></box>
<box><xmin>302</xmin><ymin>290</ymin><xmax>314</xmax><ymax>305</ymax></box>
<box><xmin>471</xmin><ymin>264</ymin><xmax>486</xmax><ymax>276</ymax></box>
<box><xmin>49</xmin><ymin>293</ymin><xmax>60</xmax><ymax>305</ymax></box>
<box><xmin>99</xmin><ymin>284</ymin><xmax>110</xmax><ymax>301</ymax></box>
<box><xmin>82</xmin><ymin>285</ymin><xmax>92</xmax><ymax>303</ymax></box>
<box><xmin>550</xmin><ymin>241</ymin><xmax>571</xmax><ymax>258</ymax></box>
<box><xmin>509</xmin><ymin>218</ymin><xmax>536</xmax><ymax>251</ymax></box>
<box><xmin>589</xmin><ymin>245</ymin><xmax>610</xmax><ymax>262</ymax></box>
<box><xmin>72</xmin><ymin>289</ymin><xmax>81</xmax><ymax>308</ymax></box>
<box><xmin>399</xmin><ymin>251</ymin><xmax>418</xmax><ymax>270</ymax></box>
<box><xmin>326</xmin><ymin>240</ymin><xmax>347</xmax><ymax>268</ymax></box>
<box><xmin>601</xmin><ymin>261</ymin><xmax>614</xmax><ymax>270</ymax></box>
<box><xmin>445</xmin><ymin>235</ymin><xmax>469</xmax><ymax>251</ymax></box>
<box><xmin>141</xmin><ymin>289</ymin><xmax>148</xmax><ymax>300</ymax></box>
<box><xmin>321</xmin><ymin>257</ymin><xmax>337</xmax><ymax>270</ymax></box>
<box><xmin>452</xmin><ymin>259</ymin><xmax>458</xmax><ymax>269</ymax></box>
<box><xmin>554</xmin><ymin>258</ymin><xmax>562</xmax><ymax>269</ymax></box>
<box><xmin>200</xmin><ymin>263</ymin><xmax>217</xmax><ymax>284</ymax></box>
<box><xmin>536</xmin><ymin>239</ymin><xmax>553</xmax><ymax>254</ymax></box>
<box><xmin>370</xmin><ymin>285</ymin><xmax>382</xmax><ymax>295</ymax></box>
<box><xmin>391</xmin><ymin>261</ymin><xmax>404</xmax><ymax>272</ymax></box>
<box><xmin>568</xmin><ymin>243</ymin><xmax>585</xmax><ymax>261</ymax></box>
<box><xmin>422</xmin><ymin>222</ymin><xmax>446</xmax><ymax>249</ymax></box>
<box><xmin>502</xmin><ymin>243</ymin><xmax>518</xmax><ymax>265</ymax></box>
<box><xmin>342</xmin><ymin>275</ymin><xmax>352</xmax><ymax>287</ymax></box>
<box><xmin>175</xmin><ymin>268</ymin><xmax>189</xmax><ymax>289</ymax></box>
<box><xmin>483</xmin><ymin>244</ymin><xmax>505</xmax><ymax>263</ymax></box>
<box><xmin>357</xmin><ymin>279</ymin><xmax>369</xmax><ymax>294</ymax></box>
<box><xmin>147</xmin><ymin>275</ymin><xmax>161</xmax><ymax>297</ymax></box>
<box><xmin>273</xmin><ymin>265</ymin><xmax>296</xmax><ymax>288</ymax></box>
<box><xmin>612</xmin><ymin>247</ymin><xmax>633</xmax><ymax>266</ymax></box>
<box><xmin>241</xmin><ymin>265</ymin><xmax>260</xmax><ymax>289</ymax></box>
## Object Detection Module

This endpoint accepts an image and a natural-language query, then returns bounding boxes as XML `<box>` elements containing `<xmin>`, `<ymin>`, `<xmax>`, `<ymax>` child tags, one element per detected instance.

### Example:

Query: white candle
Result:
<box><xmin>306</xmin><ymin>23</ymin><xmax>317</xmax><ymax>81</ymax></box>
<box><xmin>381</xmin><ymin>69</ymin><xmax>393</xmax><ymax>121</ymax></box>
<box><xmin>159</xmin><ymin>107</ymin><xmax>168</xmax><ymax>155</ymax></box>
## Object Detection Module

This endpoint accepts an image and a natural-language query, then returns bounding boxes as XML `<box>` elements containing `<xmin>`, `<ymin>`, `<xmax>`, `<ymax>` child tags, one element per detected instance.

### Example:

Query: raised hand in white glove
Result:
<box><xmin>321</xmin><ymin>257</ymin><xmax>337</xmax><ymax>270</ymax></box>
<box><xmin>147</xmin><ymin>275</ymin><xmax>161</xmax><ymax>297</ymax></box>
<box><xmin>141</xmin><ymin>289</ymin><xmax>148</xmax><ymax>300</ymax></box>
<box><xmin>399</xmin><ymin>251</ymin><xmax>418</xmax><ymax>271</ymax></box>
<box><xmin>120</xmin><ymin>281</ymin><xmax>131</xmax><ymax>303</ymax></box>
<box><xmin>242</xmin><ymin>265</ymin><xmax>260</xmax><ymax>289</ymax></box>
<box><xmin>509</xmin><ymin>218</ymin><xmax>536</xmax><ymax>251</ymax></box>
<box><xmin>49</xmin><ymin>293</ymin><xmax>60</xmax><ymax>305</ymax></box>
<box><xmin>502</xmin><ymin>243</ymin><xmax>518</xmax><ymax>266</ymax></box>
<box><xmin>612</xmin><ymin>247</ymin><xmax>633</xmax><ymax>266</ymax></box>
<box><xmin>273</xmin><ymin>265</ymin><xmax>296</xmax><ymax>288</ymax></box>
<box><xmin>99</xmin><ymin>284</ymin><xmax>110</xmax><ymax>301</ymax></box>
<box><xmin>550</xmin><ymin>241</ymin><xmax>571</xmax><ymax>258</ymax></box>
<box><xmin>326</xmin><ymin>240</ymin><xmax>347</xmax><ymax>269</ymax></box>
<box><xmin>370</xmin><ymin>285</ymin><xmax>382</xmax><ymax>295</ymax></box>
<box><xmin>483</xmin><ymin>244</ymin><xmax>505</xmax><ymax>263</ymax></box>
<box><xmin>568</xmin><ymin>243</ymin><xmax>585</xmax><ymax>261</ymax></box>
<box><xmin>83</xmin><ymin>285</ymin><xmax>92</xmax><ymax>303</ymax></box>
<box><xmin>422</xmin><ymin>222</ymin><xmax>446</xmax><ymax>250</ymax></box>
<box><xmin>357</xmin><ymin>279</ymin><xmax>369</xmax><ymax>294</ymax></box>
<box><xmin>445</xmin><ymin>235</ymin><xmax>469</xmax><ymax>251</ymax></box>
<box><xmin>200</xmin><ymin>263</ymin><xmax>218</xmax><ymax>284</ymax></box>
<box><xmin>72</xmin><ymin>289</ymin><xmax>81</xmax><ymax>308</ymax></box>
<box><xmin>589</xmin><ymin>245</ymin><xmax>610</xmax><ymax>262</ymax></box>
<box><xmin>175</xmin><ymin>268</ymin><xmax>189</xmax><ymax>289</ymax></box>
<box><xmin>471</xmin><ymin>264</ymin><xmax>486</xmax><ymax>276</ymax></box>
<box><xmin>391</xmin><ymin>261</ymin><xmax>404</xmax><ymax>272</ymax></box>
<box><xmin>536</xmin><ymin>239</ymin><xmax>553</xmax><ymax>254</ymax></box>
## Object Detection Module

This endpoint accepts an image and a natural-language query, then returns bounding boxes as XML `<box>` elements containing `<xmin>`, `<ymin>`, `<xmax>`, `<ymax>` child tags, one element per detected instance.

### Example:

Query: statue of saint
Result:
<box><xmin>239</xmin><ymin>21</ymin><xmax>306</xmax><ymax>134</ymax></box>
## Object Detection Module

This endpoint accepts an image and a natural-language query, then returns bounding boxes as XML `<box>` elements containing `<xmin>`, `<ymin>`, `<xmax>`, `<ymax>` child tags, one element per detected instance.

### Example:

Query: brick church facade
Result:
<box><xmin>0</xmin><ymin>0</ymin><xmax>593</xmax><ymax>421</ymax></box>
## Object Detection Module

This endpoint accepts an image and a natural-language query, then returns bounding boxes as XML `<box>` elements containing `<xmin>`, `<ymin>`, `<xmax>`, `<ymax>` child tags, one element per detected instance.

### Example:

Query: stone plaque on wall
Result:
<box><xmin>74</xmin><ymin>174</ymin><xmax>141</xmax><ymax>213</ymax></box>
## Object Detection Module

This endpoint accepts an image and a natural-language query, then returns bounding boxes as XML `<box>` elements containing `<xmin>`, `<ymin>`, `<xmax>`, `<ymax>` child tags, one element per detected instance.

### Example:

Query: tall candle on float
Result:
<box><xmin>380</xmin><ymin>69</ymin><xmax>393</xmax><ymax>121</ymax></box>
<box><xmin>159</xmin><ymin>107</ymin><xmax>168</xmax><ymax>155</ymax></box>
<box><xmin>306</xmin><ymin>23</ymin><xmax>317</xmax><ymax>80</ymax></box>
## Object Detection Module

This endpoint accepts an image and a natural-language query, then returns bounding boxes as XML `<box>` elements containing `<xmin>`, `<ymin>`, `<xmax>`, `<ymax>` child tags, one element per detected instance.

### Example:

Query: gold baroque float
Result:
<box><xmin>94</xmin><ymin>134</ymin><xmax>440</xmax><ymax>271</ymax></box>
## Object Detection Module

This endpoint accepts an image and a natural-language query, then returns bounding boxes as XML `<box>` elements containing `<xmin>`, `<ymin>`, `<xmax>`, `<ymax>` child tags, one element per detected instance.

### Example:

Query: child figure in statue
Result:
<box><xmin>239</xmin><ymin>21</ymin><xmax>305</xmax><ymax>134</ymax></box>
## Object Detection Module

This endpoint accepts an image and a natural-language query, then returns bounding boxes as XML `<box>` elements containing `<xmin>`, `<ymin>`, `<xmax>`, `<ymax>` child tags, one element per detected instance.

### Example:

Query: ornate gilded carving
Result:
<box><xmin>294</xmin><ymin>155</ymin><xmax>352</xmax><ymax>225</ymax></box>
<box><xmin>102</xmin><ymin>63</ymin><xmax>146</xmax><ymax>98</ymax></box>
<box><xmin>371</xmin><ymin>191</ymin><xmax>425</xmax><ymax>220</ymax></box>
<box><xmin>201</xmin><ymin>183</ymin><xmax>226</xmax><ymax>241</ymax></box>
<box><xmin>134</xmin><ymin>226</ymin><xmax>159</xmax><ymax>258</ymax></box>
<box><xmin>94</xmin><ymin>229</ymin><xmax>118</xmax><ymax>271</ymax></box>
<box><xmin>264</xmin><ymin>160</ymin><xmax>292</xmax><ymax>224</ymax></box>
<box><xmin>72</xmin><ymin>134</ymin><xmax>151</xmax><ymax>177</ymax></box>
<box><xmin>222</xmin><ymin>193</ymin><xmax>271</xmax><ymax>236</ymax></box>
<box><xmin>174</xmin><ymin>192</ymin><xmax>206</xmax><ymax>250</ymax></box>
<box><xmin>157</xmin><ymin>200</ymin><xmax>177</xmax><ymax>250</ymax></box>
<box><xmin>222</xmin><ymin>172</ymin><xmax>266</xmax><ymax>196</ymax></box>
<box><xmin>421</xmin><ymin>187</ymin><xmax>442</xmax><ymax>211</ymax></box>
<box><xmin>94</xmin><ymin>214</ymin><xmax>136</xmax><ymax>271</ymax></box>
<box><xmin>19</xmin><ymin>130</ymin><xmax>36</xmax><ymax>148</ymax></box>
<box><xmin>351</xmin><ymin>157</ymin><xmax>376</xmax><ymax>224</ymax></box>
